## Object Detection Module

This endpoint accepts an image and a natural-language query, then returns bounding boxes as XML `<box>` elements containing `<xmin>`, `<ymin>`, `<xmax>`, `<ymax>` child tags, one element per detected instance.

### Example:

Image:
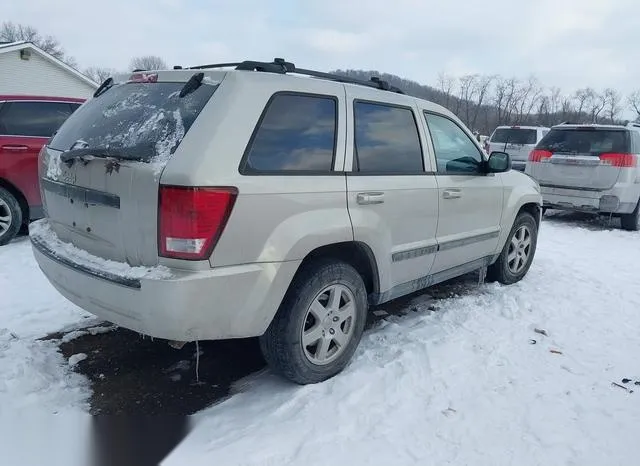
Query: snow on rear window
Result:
<box><xmin>48</xmin><ymin>81</ymin><xmax>216</xmax><ymax>166</ymax></box>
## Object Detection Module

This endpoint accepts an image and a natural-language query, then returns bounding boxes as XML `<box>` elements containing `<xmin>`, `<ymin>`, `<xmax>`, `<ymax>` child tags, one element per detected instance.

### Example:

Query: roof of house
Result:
<box><xmin>0</xmin><ymin>41</ymin><xmax>98</xmax><ymax>89</ymax></box>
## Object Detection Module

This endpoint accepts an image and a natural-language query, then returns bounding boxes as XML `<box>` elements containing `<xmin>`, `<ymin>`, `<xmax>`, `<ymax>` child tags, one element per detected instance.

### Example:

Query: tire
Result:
<box><xmin>487</xmin><ymin>212</ymin><xmax>538</xmax><ymax>285</ymax></box>
<box><xmin>259</xmin><ymin>259</ymin><xmax>368</xmax><ymax>385</ymax></box>
<box><xmin>620</xmin><ymin>200</ymin><xmax>640</xmax><ymax>232</ymax></box>
<box><xmin>0</xmin><ymin>187</ymin><xmax>22</xmax><ymax>247</ymax></box>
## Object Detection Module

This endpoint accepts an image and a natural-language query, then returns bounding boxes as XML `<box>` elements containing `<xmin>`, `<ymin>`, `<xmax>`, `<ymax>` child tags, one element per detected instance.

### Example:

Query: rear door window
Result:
<box><xmin>353</xmin><ymin>102</ymin><xmax>423</xmax><ymax>173</ymax></box>
<box><xmin>242</xmin><ymin>93</ymin><xmax>337</xmax><ymax>173</ymax></box>
<box><xmin>49</xmin><ymin>81</ymin><xmax>217</xmax><ymax>162</ymax></box>
<box><xmin>491</xmin><ymin>128</ymin><xmax>537</xmax><ymax>145</ymax></box>
<box><xmin>538</xmin><ymin>129</ymin><xmax>628</xmax><ymax>155</ymax></box>
<box><xmin>0</xmin><ymin>101</ymin><xmax>74</xmax><ymax>137</ymax></box>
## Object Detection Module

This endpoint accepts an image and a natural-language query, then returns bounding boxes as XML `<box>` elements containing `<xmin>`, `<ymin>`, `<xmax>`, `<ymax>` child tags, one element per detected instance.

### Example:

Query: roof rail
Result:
<box><xmin>626</xmin><ymin>121</ymin><xmax>640</xmax><ymax>129</ymax></box>
<box><xmin>188</xmin><ymin>58</ymin><xmax>405</xmax><ymax>94</ymax></box>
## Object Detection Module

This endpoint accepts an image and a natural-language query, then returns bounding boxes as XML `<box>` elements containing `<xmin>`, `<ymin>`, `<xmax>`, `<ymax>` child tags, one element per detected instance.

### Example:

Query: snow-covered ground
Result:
<box><xmin>2</xmin><ymin>216</ymin><xmax>640</xmax><ymax>465</ymax></box>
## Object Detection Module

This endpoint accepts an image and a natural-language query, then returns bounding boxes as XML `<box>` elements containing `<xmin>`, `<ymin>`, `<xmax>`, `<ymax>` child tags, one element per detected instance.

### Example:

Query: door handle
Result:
<box><xmin>357</xmin><ymin>192</ymin><xmax>385</xmax><ymax>205</ymax></box>
<box><xmin>1</xmin><ymin>144</ymin><xmax>29</xmax><ymax>152</ymax></box>
<box><xmin>442</xmin><ymin>189</ymin><xmax>462</xmax><ymax>199</ymax></box>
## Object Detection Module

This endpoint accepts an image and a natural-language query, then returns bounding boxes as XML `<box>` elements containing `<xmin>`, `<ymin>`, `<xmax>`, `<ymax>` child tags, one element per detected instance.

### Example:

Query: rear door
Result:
<box><xmin>345</xmin><ymin>91</ymin><xmax>439</xmax><ymax>297</ymax></box>
<box><xmin>40</xmin><ymin>76</ymin><xmax>218</xmax><ymax>266</ymax></box>
<box><xmin>424</xmin><ymin>112</ymin><xmax>503</xmax><ymax>273</ymax></box>
<box><xmin>527</xmin><ymin>127</ymin><xmax>629</xmax><ymax>190</ymax></box>
<box><xmin>0</xmin><ymin>100</ymin><xmax>75</xmax><ymax>208</ymax></box>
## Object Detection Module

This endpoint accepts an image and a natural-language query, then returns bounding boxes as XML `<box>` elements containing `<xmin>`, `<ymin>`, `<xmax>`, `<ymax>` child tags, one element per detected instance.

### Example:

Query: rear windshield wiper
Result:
<box><xmin>59</xmin><ymin>146</ymin><xmax>153</xmax><ymax>164</ymax></box>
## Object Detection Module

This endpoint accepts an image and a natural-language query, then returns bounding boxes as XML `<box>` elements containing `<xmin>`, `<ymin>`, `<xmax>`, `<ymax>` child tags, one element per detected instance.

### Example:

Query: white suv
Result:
<box><xmin>525</xmin><ymin>123</ymin><xmax>640</xmax><ymax>230</ymax></box>
<box><xmin>485</xmin><ymin>125</ymin><xmax>550</xmax><ymax>171</ymax></box>
<box><xmin>29</xmin><ymin>59</ymin><xmax>542</xmax><ymax>384</ymax></box>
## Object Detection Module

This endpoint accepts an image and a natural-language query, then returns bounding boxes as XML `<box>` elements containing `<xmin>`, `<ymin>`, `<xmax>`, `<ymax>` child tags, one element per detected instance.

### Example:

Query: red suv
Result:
<box><xmin>0</xmin><ymin>95</ymin><xmax>84</xmax><ymax>245</ymax></box>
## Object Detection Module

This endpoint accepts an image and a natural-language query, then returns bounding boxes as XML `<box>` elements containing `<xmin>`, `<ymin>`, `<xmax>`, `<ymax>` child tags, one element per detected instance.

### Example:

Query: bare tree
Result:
<box><xmin>628</xmin><ymin>90</ymin><xmax>640</xmax><ymax>121</ymax></box>
<box><xmin>84</xmin><ymin>66</ymin><xmax>118</xmax><ymax>83</ymax></box>
<box><xmin>470</xmin><ymin>75</ymin><xmax>495</xmax><ymax>130</ymax></box>
<box><xmin>603</xmin><ymin>88</ymin><xmax>621</xmax><ymax>124</ymax></box>
<box><xmin>0</xmin><ymin>21</ymin><xmax>74</xmax><ymax>65</ymax></box>
<box><xmin>574</xmin><ymin>88</ymin><xmax>593</xmax><ymax>120</ymax></box>
<box><xmin>548</xmin><ymin>87</ymin><xmax>562</xmax><ymax>116</ymax></box>
<box><xmin>437</xmin><ymin>72</ymin><xmax>456</xmax><ymax>110</ymax></box>
<box><xmin>514</xmin><ymin>76</ymin><xmax>542</xmax><ymax>123</ymax></box>
<box><xmin>130</xmin><ymin>55</ymin><xmax>167</xmax><ymax>71</ymax></box>
<box><xmin>560</xmin><ymin>96</ymin><xmax>575</xmax><ymax>121</ymax></box>
<box><xmin>457</xmin><ymin>74</ymin><xmax>480</xmax><ymax>125</ymax></box>
<box><xmin>587</xmin><ymin>89</ymin><xmax>607</xmax><ymax>123</ymax></box>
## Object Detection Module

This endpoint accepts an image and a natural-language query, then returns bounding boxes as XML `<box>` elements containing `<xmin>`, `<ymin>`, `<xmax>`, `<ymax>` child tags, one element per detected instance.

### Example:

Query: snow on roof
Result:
<box><xmin>0</xmin><ymin>41</ymin><xmax>98</xmax><ymax>89</ymax></box>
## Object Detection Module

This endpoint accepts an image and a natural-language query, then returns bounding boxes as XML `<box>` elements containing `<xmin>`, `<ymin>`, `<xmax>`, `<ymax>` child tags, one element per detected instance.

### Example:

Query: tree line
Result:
<box><xmin>334</xmin><ymin>69</ymin><xmax>640</xmax><ymax>135</ymax></box>
<box><xmin>4</xmin><ymin>21</ymin><xmax>640</xmax><ymax>134</ymax></box>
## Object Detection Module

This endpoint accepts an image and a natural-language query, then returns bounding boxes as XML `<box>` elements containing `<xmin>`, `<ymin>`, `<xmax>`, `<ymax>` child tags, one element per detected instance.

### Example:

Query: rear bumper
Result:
<box><xmin>540</xmin><ymin>185</ymin><xmax>638</xmax><ymax>214</ymax></box>
<box><xmin>30</xmin><ymin>220</ymin><xmax>299</xmax><ymax>341</ymax></box>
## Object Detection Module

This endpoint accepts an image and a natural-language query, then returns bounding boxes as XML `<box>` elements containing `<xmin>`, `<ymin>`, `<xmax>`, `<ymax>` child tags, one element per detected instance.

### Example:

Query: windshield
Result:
<box><xmin>538</xmin><ymin>129</ymin><xmax>629</xmax><ymax>155</ymax></box>
<box><xmin>49</xmin><ymin>81</ymin><xmax>217</xmax><ymax>163</ymax></box>
<box><xmin>491</xmin><ymin>128</ymin><xmax>537</xmax><ymax>145</ymax></box>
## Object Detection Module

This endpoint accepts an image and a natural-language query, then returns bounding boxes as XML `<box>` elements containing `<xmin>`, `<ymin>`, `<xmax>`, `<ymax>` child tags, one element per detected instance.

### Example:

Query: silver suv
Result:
<box><xmin>486</xmin><ymin>125</ymin><xmax>550</xmax><ymax>171</ymax></box>
<box><xmin>525</xmin><ymin>123</ymin><xmax>640</xmax><ymax>230</ymax></box>
<box><xmin>30</xmin><ymin>59</ymin><xmax>542</xmax><ymax>384</ymax></box>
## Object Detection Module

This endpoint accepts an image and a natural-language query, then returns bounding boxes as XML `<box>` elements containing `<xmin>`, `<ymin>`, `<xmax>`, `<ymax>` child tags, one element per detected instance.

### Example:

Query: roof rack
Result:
<box><xmin>187</xmin><ymin>58</ymin><xmax>405</xmax><ymax>94</ymax></box>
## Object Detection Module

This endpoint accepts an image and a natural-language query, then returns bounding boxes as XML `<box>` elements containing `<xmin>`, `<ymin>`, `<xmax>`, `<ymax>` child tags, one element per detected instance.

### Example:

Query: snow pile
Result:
<box><xmin>0</xmin><ymin>238</ymin><xmax>90</xmax><ymax>416</ymax></box>
<box><xmin>166</xmin><ymin>220</ymin><xmax>640</xmax><ymax>466</ymax></box>
<box><xmin>29</xmin><ymin>219</ymin><xmax>172</xmax><ymax>280</ymax></box>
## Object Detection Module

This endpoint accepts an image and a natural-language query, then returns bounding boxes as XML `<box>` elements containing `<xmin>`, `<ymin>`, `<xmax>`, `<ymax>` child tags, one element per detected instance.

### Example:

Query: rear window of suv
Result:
<box><xmin>491</xmin><ymin>128</ymin><xmax>537</xmax><ymax>145</ymax></box>
<box><xmin>49</xmin><ymin>81</ymin><xmax>216</xmax><ymax>162</ymax></box>
<box><xmin>537</xmin><ymin>128</ymin><xmax>628</xmax><ymax>155</ymax></box>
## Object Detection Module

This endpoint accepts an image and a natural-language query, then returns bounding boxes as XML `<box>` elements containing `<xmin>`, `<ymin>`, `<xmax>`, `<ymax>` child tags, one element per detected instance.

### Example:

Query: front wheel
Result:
<box><xmin>0</xmin><ymin>187</ymin><xmax>22</xmax><ymax>246</ymax></box>
<box><xmin>487</xmin><ymin>212</ymin><xmax>538</xmax><ymax>285</ymax></box>
<box><xmin>259</xmin><ymin>260</ymin><xmax>368</xmax><ymax>385</ymax></box>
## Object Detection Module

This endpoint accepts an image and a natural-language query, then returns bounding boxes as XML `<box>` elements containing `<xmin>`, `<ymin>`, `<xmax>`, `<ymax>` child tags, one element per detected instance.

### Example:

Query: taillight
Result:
<box><xmin>158</xmin><ymin>186</ymin><xmax>237</xmax><ymax>260</ymax></box>
<box><xmin>599</xmin><ymin>153</ymin><xmax>637</xmax><ymax>168</ymax></box>
<box><xmin>529</xmin><ymin>149</ymin><xmax>552</xmax><ymax>162</ymax></box>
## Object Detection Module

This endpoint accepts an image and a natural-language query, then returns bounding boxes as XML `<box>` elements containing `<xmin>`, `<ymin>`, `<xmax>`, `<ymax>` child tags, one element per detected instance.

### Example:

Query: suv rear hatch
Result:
<box><xmin>39</xmin><ymin>72</ymin><xmax>218</xmax><ymax>267</ymax></box>
<box><xmin>488</xmin><ymin>127</ymin><xmax>538</xmax><ymax>161</ymax></box>
<box><xmin>527</xmin><ymin>127</ymin><xmax>633</xmax><ymax>191</ymax></box>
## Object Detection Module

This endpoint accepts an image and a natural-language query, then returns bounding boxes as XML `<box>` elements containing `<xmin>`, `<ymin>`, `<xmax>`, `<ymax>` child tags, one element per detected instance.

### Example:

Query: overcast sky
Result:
<box><xmin>6</xmin><ymin>0</ymin><xmax>640</xmax><ymax>96</ymax></box>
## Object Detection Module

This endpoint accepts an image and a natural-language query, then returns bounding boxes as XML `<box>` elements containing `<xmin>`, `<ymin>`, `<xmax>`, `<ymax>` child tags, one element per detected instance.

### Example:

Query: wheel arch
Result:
<box><xmin>0</xmin><ymin>178</ymin><xmax>28</xmax><ymax>225</ymax></box>
<box><xmin>296</xmin><ymin>241</ymin><xmax>380</xmax><ymax>301</ymax></box>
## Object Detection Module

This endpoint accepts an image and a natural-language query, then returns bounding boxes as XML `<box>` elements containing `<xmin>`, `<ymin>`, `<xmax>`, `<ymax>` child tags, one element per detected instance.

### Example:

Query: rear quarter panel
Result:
<box><xmin>160</xmin><ymin>73</ymin><xmax>353</xmax><ymax>268</ymax></box>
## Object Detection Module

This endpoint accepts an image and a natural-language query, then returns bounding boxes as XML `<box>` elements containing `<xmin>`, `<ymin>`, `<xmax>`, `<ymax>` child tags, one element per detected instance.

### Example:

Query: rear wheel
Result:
<box><xmin>620</xmin><ymin>200</ymin><xmax>640</xmax><ymax>232</ymax></box>
<box><xmin>487</xmin><ymin>212</ymin><xmax>538</xmax><ymax>285</ymax></box>
<box><xmin>0</xmin><ymin>187</ymin><xmax>22</xmax><ymax>246</ymax></box>
<box><xmin>259</xmin><ymin>260</ymin><xmax>368</xmax><ymax>385</ymax></box>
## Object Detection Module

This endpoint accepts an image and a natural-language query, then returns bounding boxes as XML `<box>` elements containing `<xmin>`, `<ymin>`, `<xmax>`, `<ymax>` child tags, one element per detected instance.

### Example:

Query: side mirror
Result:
<box><xmin>487</xmin><ymin>151</ymin><xmax>511</xmax><ymax>173</ymax></box>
